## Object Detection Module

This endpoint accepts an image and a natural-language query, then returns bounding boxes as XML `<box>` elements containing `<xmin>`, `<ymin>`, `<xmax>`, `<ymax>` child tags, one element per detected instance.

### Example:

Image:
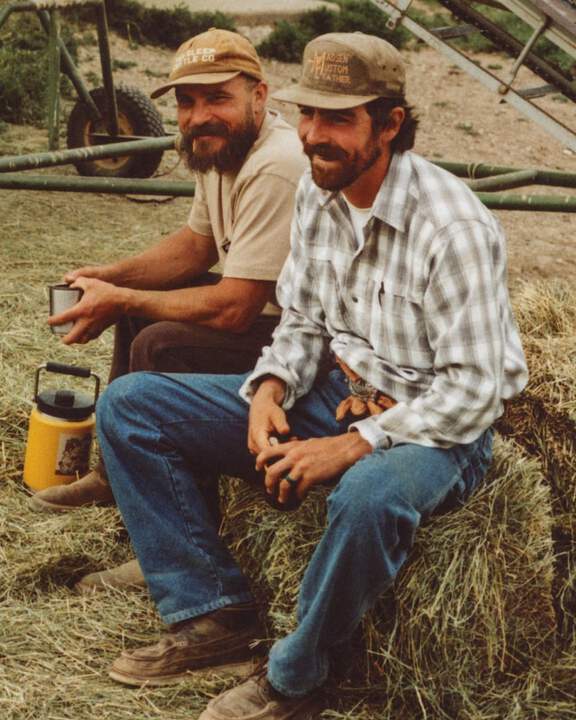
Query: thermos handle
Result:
<box><xmin>45</xmin><ymin>361</ymin><xmax>91</xmax><ymax>378</ymax></box>
<box><xmin>34</xmin><ymin>362</ymin><xmax>101</xmax><ymax>403</ymax></box>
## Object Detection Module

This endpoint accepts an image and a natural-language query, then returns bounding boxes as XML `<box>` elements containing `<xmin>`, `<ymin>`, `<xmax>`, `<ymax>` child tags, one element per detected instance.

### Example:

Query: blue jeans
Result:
<box><xmin>97</xmin><ymin>369</ymin><xmax>493</xmax><ymax>698</ymax></box>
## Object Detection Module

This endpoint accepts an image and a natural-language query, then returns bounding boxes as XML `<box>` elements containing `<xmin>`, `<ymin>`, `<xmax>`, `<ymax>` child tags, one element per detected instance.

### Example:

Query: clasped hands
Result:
<box><xmin>248</xmin><ymin>377</ymin><xmax>372</xmax><ymax>506</ymax></box>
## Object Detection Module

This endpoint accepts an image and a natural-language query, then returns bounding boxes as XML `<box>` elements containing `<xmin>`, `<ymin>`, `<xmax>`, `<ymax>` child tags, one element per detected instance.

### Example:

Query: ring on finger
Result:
<box><xmin>283</xmin><ymin>474</ymin><xmax>299</xmax><ymax>488</ymax></box>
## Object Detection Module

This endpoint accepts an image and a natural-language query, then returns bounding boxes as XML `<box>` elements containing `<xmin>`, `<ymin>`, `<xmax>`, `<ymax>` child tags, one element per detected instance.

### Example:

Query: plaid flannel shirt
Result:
<box><xmin>240</xmin><ymin>151</ymin><xmax>528</xmax><ymax>449</ymax></box>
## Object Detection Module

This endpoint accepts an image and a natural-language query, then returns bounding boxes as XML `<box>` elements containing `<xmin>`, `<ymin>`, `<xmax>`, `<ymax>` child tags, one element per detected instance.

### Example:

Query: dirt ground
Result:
<box><xmin>1</xmin><ymin>28</ymin><xmax>574</xmax><ymax>291</ymax></box>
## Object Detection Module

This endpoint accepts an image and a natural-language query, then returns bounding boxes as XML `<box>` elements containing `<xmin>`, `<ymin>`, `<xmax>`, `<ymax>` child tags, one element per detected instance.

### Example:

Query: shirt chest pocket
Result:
<box><xmin>368</xmin><ymin>277</ymin><xmax>431</xmax><ymax>365</ymax></box>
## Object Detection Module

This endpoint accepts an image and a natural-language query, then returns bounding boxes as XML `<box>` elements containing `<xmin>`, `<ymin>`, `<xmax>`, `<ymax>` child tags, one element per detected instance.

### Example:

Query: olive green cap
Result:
<box><xmin>273</xmin><ymin>32</ymin><xmax>405</xmax><ymax>109</ymax></box>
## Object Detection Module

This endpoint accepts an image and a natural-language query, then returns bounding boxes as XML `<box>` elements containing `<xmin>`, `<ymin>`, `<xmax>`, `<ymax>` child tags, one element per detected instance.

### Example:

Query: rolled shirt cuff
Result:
<box><xmin>349</xmin><ymin>416</ymin><xmax>393</xmax><ymax>450</ymax></box>
<box><xmin>239</xmin><ymin>363</ymin><xmax>298</xmax><ymax>410</ymax></box>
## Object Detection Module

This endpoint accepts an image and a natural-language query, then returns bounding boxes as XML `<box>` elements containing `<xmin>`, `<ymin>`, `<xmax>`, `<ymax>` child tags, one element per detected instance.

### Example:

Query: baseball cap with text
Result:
<box><xmin>151</xmin><ymin>28</ymin><xmax>263</xmax><ymax>99</ymax></box>
<box><xmin>273</xmin><ymin>32</ymin><xmax>405</xmax><ymax>109</ymax></box>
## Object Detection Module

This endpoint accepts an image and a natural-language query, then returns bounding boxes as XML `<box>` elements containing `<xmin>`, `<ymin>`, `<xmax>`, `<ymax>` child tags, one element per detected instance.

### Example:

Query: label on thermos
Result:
<box><xmin>55</xmin><ymin>433</ymin><xmax>91</xmax><ymax>476</ymax></box>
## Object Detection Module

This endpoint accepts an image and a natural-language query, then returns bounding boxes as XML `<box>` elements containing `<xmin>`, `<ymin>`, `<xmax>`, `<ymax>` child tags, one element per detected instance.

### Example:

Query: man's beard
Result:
<box><xmin>180</xmin><ymin>111</ymin><xmax>259</xmax><ymax>174</ymax></box>
<box><xmin>303</xmin><ymin>139</ymin><xmax>382</xmax><ymax>191</ymax></box>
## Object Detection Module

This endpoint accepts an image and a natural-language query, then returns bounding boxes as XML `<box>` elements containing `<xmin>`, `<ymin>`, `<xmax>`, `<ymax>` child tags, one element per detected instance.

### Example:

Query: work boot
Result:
<box><xmin>28</xmin><ymin>468</ymin><xmax>114</xmax><ymax>512</ymax></box>
<box><xmin>198</xmin><ymin>666</ymin><xmax>323</xmax><ymax>719</ymax></box>
<box><xmin>74</xmin><ymin>558</ymin><xmax>146</xmax><ymax>594</ymax></box>
<box><xmin>109</xmin><ymin>603</ymin><xmax>263</xmax><ymax>686</ymax></box>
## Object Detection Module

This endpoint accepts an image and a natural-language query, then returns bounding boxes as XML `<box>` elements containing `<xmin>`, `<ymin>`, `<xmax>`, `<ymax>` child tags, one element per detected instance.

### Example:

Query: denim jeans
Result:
<box><xmin>97</xmin><ymin>369</ymin><xmax>493</xmax><ymax>698</ymax></box>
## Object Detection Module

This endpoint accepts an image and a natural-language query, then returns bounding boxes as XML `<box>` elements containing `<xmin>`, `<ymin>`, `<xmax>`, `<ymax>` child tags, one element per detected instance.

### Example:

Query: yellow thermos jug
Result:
<box><xmin>23</xmin><ymin>362</ymin><xmax>100</xmax><ymax>492</ymax></box>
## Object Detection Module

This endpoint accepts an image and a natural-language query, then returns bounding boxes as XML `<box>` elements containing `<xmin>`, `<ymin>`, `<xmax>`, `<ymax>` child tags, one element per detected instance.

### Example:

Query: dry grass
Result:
<box><xmin>1</xmin><ymin>182</ymin><xmax>575</xmax><ymax>718</ymax></box>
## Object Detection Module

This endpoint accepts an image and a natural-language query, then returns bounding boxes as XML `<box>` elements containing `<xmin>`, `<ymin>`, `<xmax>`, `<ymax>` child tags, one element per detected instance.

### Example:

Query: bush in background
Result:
<box><xmin>258</xmin><ymin>0</ymin><xmax>573</xmax><ymax>74</ymax></box>
<box><xmin>88</xmin><ymin>0</ymin><xmax>235</xmax><ymax>49</ymax></box>
<box><xmin>0</xmin><ymin>15</ymin><xmax>77</xmax><ymax>126</ymax></box>
<box><xmin>258</xmin><ymin>0</ymin><xmax>411</xmax><ymax>63</ymax></box>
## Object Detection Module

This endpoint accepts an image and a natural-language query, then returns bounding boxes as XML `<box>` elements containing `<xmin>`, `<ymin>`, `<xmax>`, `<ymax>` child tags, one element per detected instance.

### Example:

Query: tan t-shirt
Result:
<box><xmin>187</xmin><ymin>110</ymin><xmax>306</xmax><ymax>315</ymax></box>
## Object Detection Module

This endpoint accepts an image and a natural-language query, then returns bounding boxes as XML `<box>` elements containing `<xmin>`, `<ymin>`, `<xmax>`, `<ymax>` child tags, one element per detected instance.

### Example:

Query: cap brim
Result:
<box><xmin>151</xmin><ymin>71</ymin><xmax>242</xmax><ymax>99</ymax></box>
<box><xmin>272</xmin><ymin>84</ymin><xmax>380</xmax><ymax>110</ymax></box>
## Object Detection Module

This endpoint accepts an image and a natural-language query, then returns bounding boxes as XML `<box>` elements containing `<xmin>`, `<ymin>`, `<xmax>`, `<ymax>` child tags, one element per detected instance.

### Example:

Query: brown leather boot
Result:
<box><xmin>198</xmin><ymin>666</ymin><xmax>323</xmax><ymax>719</ymax></box>
<box><xmin>109</xmin><ymin>603</ymin><xmax>263</xmax><ymax>686</ymax></box>
<box><xmin>28</xmin><ymin>468</ymin><xmax>114</xmax><ymax>512</ymax></box>
<box><xmin>74</xmin><ymin>559</ymin><xmax>146</xmax><ymax>594</ymax></box>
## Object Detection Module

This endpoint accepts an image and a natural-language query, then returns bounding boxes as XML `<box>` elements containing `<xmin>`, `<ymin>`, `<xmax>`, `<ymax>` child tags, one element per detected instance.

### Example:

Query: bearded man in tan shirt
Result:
<box><xmin>30</xmin><ymin>30</ymin><xmax>305</xmax><ymax>533</ymax></box>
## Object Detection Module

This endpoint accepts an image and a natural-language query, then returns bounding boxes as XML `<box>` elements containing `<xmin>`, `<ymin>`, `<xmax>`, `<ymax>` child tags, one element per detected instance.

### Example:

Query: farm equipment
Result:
<box><xmin>0</xmin><ymin>0</ymin><xmax>574</xmax><ymax>211</ymax></box>
<box><xmin>0</xmin><ymin>0</ymin><xmax>173</xmax><ymax>176</ymax></box>
<box><xmin>368</xmin><ymin>0</ymin><xmax>576</xmax><ymax>151</ymax></box>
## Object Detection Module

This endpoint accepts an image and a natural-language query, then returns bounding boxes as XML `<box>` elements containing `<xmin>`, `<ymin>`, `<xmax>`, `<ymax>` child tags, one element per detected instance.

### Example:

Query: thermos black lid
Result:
<box><xmin>36</xmin><ymin>389</ymin><xmax>95</xmax><ymax>421</ymax></box>
<box><xmin>34</xmin><ymin>362</ymin><xmax>100</xmax><ymax>422</ymax></box>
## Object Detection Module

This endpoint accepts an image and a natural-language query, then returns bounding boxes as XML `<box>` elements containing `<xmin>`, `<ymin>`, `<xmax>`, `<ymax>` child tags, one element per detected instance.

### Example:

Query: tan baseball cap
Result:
<box><xmin>151</xmin><ymin>28</ymin><xmax>263</xmax><ymax>99</ymax></box>
<box><xmin>273</xmin><ymin>32</ymin><xmax>405</xmax><ymax>109</ymax></box>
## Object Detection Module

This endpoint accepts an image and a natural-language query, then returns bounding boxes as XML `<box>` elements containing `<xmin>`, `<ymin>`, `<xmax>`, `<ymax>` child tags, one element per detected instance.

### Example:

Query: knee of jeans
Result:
<box><xmin>96</xmin><ymin>373</ymin><xmax>156</xmax><ymax>432</ymax></box>
<box><xmin>327</xmin><ymin>471</ymin><xmax>382</xmax><ymax>526</ymax></box>
<box><xmin>328</xmin><ymin>468</ymin><xmax>421</xmax><ymax>541</ymax></box>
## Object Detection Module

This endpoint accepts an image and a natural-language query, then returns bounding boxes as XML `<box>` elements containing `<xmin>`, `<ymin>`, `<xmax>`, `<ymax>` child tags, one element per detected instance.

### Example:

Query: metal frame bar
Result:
<box><xmin>0</xmin><ymin>136</ymin><xmax>176</xmax><ymax>173</ymax></box>
<box><xmin>466</xmin><ymin>169</ymin><xmax>539</xmax><ymax>191</ymax></box>
<box><xmin>95</xmin><ymin>0</ymin><xmax>119</xmax><ymax>135</ymax></box>
<box><xmin>502</xmin><ymin>16</ymin><xmax>549</xmax><ymax>90</ymax></box>
<box><xmin>0</xmin><ymin>174</ymin><xmax>196</xmax><ymax>196</ymax></box>
<box><xmin>368</xmin><ymin>0</ymin><xmax>576</xmax><ymax>152</ymax></box>
<box><xmin>0</xmin><ymin>172</ymin><xmax>574</xmax><ymax>211</ymax></box>
<box><xmin>36</xmin><ymin>10</ymin><xmax>101</xmax><ymax>118</ymax></box>
<box><xmin>46</xmin><ymin>8</ymin><xmax>60</xmax><ymax>150</ymax></box>
<box><xmin>496</xmin><ymin>0</ymin><xmax>576</xmax><ymax>59</ymax></box>
<box><xmin>434</xmin><ymin>160</ymin><xmax>576</xmax><ymax>187</ymax></box>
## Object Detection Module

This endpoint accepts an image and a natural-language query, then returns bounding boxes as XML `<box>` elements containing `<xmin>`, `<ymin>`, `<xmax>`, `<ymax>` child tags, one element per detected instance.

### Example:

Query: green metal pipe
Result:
<box><xmin>0</xmin><ymin>135</ymin><xmax>176</xmax><ymax>173</ymax></box>
<box><xmin>0</xmin><ymin>174</ymin><xmax>574</xmax><ymax>212</ymax></box>
<box><xmin>478</xmin><ymin>192</ymin><xmax>576</xmax><ymax>212</ymax></box>
<box><xmin>467</xmin><ymin>169</ymin><xmax>539</xmax><ymax>192</ymax></box>
<box><xmin>436</xmin><ymin>160</ymin><xmax>576</xmax><ymax>188</ymax></box>
<box><xmin>95</xmin><ymin>0</ymin><xmax>118</xmax><ymax>136</ymax></box>
<box><xmin>47</xmin><ymin>8</ymin><xmax>61</xmax><ymax>151</ymax></box>
<box><xmin>0</xmin><ymin>4</ymin><xmax>15</xmax><ymax>27</ymax></box>
<box><xmin>0</xmin><ymin>174</ymin><xmax>195</xmax><ymax>196</ymax></box>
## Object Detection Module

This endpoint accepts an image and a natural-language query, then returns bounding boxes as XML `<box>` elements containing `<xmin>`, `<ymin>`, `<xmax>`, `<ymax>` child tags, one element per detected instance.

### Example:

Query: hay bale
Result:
<box><xmin>513</xmin><ymin>280</ymin><xmax>576</xmax><ymax>341</ymax></box>
<box><xmin>496</xmin><ymin>281</ymin><xmax>576</xmax><ymax>641</ymax></box>
<box><xmin>221</xmin><ymin>437</ymin><xmax>557</xmax><ymax>717</ymax></box>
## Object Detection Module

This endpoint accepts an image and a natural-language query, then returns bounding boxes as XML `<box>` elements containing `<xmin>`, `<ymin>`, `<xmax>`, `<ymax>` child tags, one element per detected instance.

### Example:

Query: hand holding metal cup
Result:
<box><xmin>48</xmin><ymin>284</ymin><xmax>83</xmax><ymax>336</ymax></box>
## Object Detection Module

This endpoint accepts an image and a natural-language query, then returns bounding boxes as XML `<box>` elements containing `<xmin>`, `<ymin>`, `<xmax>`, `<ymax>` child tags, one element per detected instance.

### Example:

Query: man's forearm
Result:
<box><xmin>95</xmin><ymin>226</ymin><xmax>217</xmax><ymax>290</ymax></box>
<box><xmin>122</xmin><ymin>277</ymin><xmax>273</xmax><ymax>333</ymax></box>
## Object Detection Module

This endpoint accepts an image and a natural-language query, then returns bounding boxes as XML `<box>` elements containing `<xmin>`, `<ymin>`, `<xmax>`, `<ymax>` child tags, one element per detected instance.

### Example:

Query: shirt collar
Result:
<box><xmin>371</xmin><ymin>150</ymin><xmax>411</xmax><ymax>232</ymax></box>
<box><xmin>320</xmin><ymin>150</ymin><xmax>412</xmax><ymax>232</ymax></box>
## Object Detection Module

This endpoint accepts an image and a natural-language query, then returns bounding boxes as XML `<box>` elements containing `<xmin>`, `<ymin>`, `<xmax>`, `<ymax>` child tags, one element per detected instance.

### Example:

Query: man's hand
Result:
<box><xmin>247</xmin><ymin>377</ymin><xmax>290</xmax><ymax>456</ymax></box>
<box><xmin>64</xmin><ymin>263</ymin><xmax>117</xmax><ymax>285</ymax></box>
<box><xmin>48</xmin><ymin>277</ymin><xmax>127</xmax><ymax>345</ymax></box>
<box><xmin>256</xmin><ymin>433</ymin><xmax>372</xmax><ymax>505</ymax></box>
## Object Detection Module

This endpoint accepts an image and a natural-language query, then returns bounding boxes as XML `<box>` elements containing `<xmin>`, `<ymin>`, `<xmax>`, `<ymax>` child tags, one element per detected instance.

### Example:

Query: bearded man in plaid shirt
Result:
<box><xmin>96</xmin><ymin>32</ymin><xmax>528</xmax><ymax>720</ymax></box>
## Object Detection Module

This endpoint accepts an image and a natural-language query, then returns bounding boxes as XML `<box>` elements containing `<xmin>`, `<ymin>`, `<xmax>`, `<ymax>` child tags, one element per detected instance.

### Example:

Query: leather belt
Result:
<box><xmin>335</xmin><ymin>356</ymin><xmax>396</xmax><ymax>422</ymax></box>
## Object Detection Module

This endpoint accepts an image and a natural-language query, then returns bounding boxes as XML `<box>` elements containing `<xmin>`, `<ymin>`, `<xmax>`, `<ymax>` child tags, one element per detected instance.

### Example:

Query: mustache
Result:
<box><xmin>303</xmin><ymin>142</ymin><xmax>348</xmax><ymax>161</ymax></box>
<box><xmin>185</xmin><ymin>122</ymin><xmax>230</xmax><ymax>140</ymax></box>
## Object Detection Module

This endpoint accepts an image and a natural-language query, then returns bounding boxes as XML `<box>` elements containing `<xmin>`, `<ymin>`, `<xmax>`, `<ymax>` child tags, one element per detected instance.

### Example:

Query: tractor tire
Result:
<box><xmin>66</xmin><ymin>85</ymin><xmax>165</xmax><ymax>178</ymax></box>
